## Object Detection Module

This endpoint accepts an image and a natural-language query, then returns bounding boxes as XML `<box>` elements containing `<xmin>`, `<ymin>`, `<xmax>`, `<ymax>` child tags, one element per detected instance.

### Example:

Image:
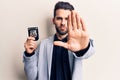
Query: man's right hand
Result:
<box><xmin>24</xmin><ymin>37</ymin><xmax>37</xmax><ymax>54</ymax></box>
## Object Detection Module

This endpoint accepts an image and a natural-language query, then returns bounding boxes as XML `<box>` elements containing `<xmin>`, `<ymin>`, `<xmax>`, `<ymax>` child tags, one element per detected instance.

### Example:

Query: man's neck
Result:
<box><xmin>56</xmin><ymin>33</ymin><xmax>68</xmax><ymax>40</ymax></box>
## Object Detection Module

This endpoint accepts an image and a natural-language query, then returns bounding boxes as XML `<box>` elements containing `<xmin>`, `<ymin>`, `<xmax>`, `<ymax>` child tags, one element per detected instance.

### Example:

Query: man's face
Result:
<box><xmin>53</xmin><ymin>9</ymin><xmax>71</xmax><ymax>35</ymax></box>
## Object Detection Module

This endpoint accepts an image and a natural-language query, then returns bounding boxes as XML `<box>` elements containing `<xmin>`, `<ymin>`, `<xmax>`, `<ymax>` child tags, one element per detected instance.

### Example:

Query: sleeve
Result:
<box><xmin>74</xmin><ymin>42</ymin><xmax>90</xmax><ymax>57</ymax></box>
<box><xmin>23</xmin><ymin>45</ymin><xmax>40</xmax><ymax>80</ymax></box>
<box><xmin>73</xmin><ymin>39</ymin><xmax>95</xmax><ymax>59</ymax></box>
<box><xmin>72</xmin><ymin>39</ymin><xmax>95</xmax><ymax>80</ymax></box>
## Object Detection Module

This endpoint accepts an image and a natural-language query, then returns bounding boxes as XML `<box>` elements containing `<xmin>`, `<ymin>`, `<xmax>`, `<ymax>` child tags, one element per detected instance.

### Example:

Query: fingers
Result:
<box><xmin>71</xmin><ymin>11</ymin><xmax>77</xmax><ymax>30</ymax></box>
<box><xmin>69</xmin><ymin>11</ymin><xmax>85</xmax><ymax>31</ymax></box>
<box><xmin>24</xmin><ymin>37</ymin><xmax>37</xmax><ymax>54</ymax></box>
<box><xmin>76</xmin><ymin>13</ymin><xmax>82</xmax><ymax>30</ymax></box>
<box><xmin>27</xmin><ymin>37</ymin><xmax>35</xmax><ymax>41</ymax></box>
<box><xmin>80</xmin><ymin>17</ymin><xmax>87</xmax><ymax>32</ymax></box>
<box><xmin>68</xmin><ymin>11</ymin><xmax>78</xmax><ymax>34</ymax></box>
<box><xmin>68</xmin><ymin>13</ymin><xmax>72</xmax><ymax>33</ymax></box>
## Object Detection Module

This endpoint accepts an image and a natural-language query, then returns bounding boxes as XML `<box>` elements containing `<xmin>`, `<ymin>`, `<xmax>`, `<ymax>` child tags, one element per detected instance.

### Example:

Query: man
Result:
<box><xmin>23</xmin><ymin>1</ymin><xmax>95</xmax><ymax>80</ymax></box>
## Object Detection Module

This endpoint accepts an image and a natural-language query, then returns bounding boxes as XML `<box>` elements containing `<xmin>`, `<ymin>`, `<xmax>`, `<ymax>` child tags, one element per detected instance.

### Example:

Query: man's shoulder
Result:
<box><xmin>41</xmin><ymin>35</ymin><xmax>54</xmax><ymax>44</ymax></box>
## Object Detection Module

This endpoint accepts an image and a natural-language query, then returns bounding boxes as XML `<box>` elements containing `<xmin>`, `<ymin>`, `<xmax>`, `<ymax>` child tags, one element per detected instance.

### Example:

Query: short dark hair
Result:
<box><xmin>54</xmin><ymin>1</ymin><xmax>74</xmax><ymax>17</ymax></box>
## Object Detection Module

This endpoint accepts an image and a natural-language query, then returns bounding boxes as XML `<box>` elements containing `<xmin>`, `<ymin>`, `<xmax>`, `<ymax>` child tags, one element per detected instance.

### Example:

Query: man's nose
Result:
<box><xmin>61</xmin><ymin>19</ymin><xmax>66</xmax><ymax>26</ymax></box>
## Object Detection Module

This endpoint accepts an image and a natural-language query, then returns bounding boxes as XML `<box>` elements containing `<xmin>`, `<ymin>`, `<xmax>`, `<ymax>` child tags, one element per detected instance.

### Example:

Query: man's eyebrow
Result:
<box><xmin>56</xmin><ymin>17</ymin><xmax>62</xmax><ymax>19</ymax></box>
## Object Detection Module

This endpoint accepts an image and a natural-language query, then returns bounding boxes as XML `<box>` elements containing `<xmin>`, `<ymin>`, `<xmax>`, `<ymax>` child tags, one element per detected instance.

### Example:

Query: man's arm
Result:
<box><xmin>23</xmin><ymin>37</ymin><xmax>38</xmax><ymax>80</ymax></box>
<box><xmin>73</xmin><ymin>39</ymin><xmax>95</xmax><ymax>59</ymax></box>
<box><xmin>74</xmin><ymin>41</ymin><xmax>90</xmax><ymax>57</ymax></box>
<box><xmin>72</xmin><ymin>39</ymin><xmax>95</xmax><ymax>80</ymax></box>
<box><xmin>23</xmin><ymin>51</ymin><xmax>38</xmax><ymax>80</ymax></box>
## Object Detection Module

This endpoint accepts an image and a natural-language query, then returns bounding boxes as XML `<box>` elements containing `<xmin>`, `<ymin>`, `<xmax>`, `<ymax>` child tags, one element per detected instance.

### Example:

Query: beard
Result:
<box><xmin>55</xmin><ymin>26</ymin><xmax>68</xmax><ymax>35</ymax></box>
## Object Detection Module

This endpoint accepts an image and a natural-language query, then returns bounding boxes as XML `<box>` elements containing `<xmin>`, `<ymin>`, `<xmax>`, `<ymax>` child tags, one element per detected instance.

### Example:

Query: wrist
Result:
<box><xmin>74</xmin><ymin>42</ymin><xmax>90</xmax><ymax>57</ymax></box>
<box><xmin>24</xmin><ymin>51</ymin><xmax>35</xmax><ymax>57</ymax></box>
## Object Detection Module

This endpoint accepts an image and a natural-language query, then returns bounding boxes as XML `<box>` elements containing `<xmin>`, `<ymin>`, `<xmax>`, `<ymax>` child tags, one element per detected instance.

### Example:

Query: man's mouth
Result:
<box><xmin>60</xmin><ymin>26</ymin><xmax>66</xmax><ymax>30</ymax></box>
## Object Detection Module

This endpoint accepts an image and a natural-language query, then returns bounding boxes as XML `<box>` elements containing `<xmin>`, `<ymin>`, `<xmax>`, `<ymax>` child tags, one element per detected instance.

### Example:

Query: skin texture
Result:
<box><xmin>24</xmin><ymin>9</ymin><xmax>89</xmax><ymax>54</ymax></box>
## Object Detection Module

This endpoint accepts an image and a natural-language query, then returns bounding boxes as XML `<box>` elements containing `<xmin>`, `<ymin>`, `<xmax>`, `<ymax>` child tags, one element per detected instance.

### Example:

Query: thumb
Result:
<box><xmin>54</xmin><ymin>41</ymin><xmax>68</xmax><ymax>49</ymax></box>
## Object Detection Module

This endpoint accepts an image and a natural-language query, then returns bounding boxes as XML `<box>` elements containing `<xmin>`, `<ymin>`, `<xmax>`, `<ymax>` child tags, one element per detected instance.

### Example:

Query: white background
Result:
<box><xmin>0</xmin><ymin>0</ymin><xmax>120</xmax><ymax>80</ymax></box>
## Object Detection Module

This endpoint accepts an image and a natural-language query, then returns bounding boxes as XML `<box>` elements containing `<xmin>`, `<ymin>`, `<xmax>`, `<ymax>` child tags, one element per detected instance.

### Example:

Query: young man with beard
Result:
<box><xmin>23</xmin><ymin>1</ymin><xmax>95</xmax><ymax>80</ymax></box>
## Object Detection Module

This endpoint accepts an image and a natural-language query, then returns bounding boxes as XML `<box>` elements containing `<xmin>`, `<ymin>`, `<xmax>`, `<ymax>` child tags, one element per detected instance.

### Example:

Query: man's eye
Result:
<box><xmin>65</xmin><ymin>18</ymin><xmax>68</xmax><ymax>20</ymax></box>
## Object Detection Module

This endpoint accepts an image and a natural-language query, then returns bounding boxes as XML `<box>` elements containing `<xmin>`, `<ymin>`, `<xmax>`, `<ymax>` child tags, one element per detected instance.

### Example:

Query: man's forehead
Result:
<box><xmin>55</xmin><ymin>9</ymin><xmax>71</xmax><ymax>17</ymax></box>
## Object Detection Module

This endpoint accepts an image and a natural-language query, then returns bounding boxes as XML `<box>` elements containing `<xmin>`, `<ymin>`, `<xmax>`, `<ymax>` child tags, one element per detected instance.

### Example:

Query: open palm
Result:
<box><xmin>54</xmin><ymin>11</ymin><xmax>89</xmax><ymax>52</ymax></box>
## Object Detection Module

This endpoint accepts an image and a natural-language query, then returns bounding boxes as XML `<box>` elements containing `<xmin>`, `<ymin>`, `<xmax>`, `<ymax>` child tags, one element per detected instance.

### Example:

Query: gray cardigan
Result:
<box><xmin>23</xmin><ymin>36</ymin><xmax>95</xmax><ymax>80</ymax></box>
